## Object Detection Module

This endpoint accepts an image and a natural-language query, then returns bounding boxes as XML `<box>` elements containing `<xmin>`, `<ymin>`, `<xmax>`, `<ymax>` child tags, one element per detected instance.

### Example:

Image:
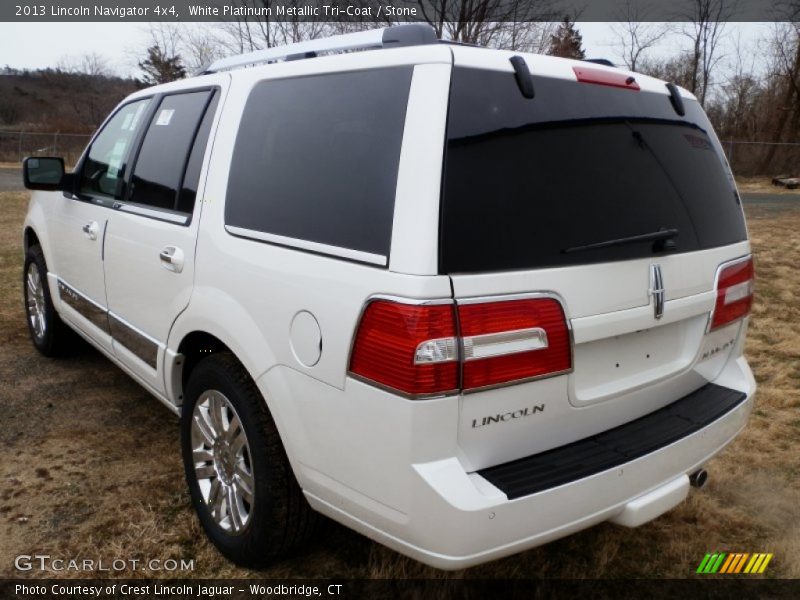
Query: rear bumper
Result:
<box><xmin>477</xmin><ymin>382</ymin><xmax>745</xmax><ymax>500</ymax></box>
<box><xmin>301</xmin><ymin>355</ymin><xmax>755</xmax><ymax>570</ymax></box>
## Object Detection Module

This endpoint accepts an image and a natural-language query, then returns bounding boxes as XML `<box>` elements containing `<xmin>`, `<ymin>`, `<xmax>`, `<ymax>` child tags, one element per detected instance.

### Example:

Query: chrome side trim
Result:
<box><xmin>224</xmin><ymin>225</ymin><xmax>387</xmax><ymax>267</ymax></box>
<box><xmin>56</xmin><ymin>279</ymin><xmax>162</xmax><ymax>369</ymax></box>
<box><xmin>463</xmin><ymin>327</ymin><xmax>548</xmax><ymax>361</ymax></box>
<box><xmin>57</xmin><ymin>314</ymin><xmax>179</xmax><ymax>416</ymax></box>
<box><xmin>57</xmin><ymin>279</ymin><xmax>110</xmax><ymax>335</ymax></box>
<box><xmin>116</xmin><ymin>202</ymin><xmax>190</xmax><ymax>225</ymax></box>
<box><xmin>108</xmin><ymin>312</ymin><xmax>160</xmax><ymax>369</ymax></box>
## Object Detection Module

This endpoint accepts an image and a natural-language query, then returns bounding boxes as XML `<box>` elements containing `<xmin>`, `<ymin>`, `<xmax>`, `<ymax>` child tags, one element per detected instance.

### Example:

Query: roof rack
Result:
<box><xmin>203</xmin><ymin>24</ymin><xmax>438</xmax><ymax>74</ymax></box>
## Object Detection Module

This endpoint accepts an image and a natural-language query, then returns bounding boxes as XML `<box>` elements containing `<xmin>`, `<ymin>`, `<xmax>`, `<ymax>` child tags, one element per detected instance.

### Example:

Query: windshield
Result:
<box><xmin>440</xmin><ymin>67</ymin><xmax>747</xmax><ymax>274</ymax></box>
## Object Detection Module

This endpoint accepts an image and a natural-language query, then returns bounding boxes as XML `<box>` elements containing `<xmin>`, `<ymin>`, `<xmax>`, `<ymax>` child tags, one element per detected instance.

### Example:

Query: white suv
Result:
<box><xmin>21</xmin><ymin>24</ymin><xmax>756</xmax><ymax>569</ymax></box>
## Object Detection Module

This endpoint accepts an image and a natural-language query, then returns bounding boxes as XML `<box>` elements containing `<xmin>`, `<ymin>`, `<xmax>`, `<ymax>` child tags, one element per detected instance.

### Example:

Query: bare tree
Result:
<box><xmin>213</xmin><ymin>1</ymin><xmax>330</xmax><ymax>52</ymax></box>
<box><xmin>415</xmin><ymin>0</ymin><xmax>557</xmax><ymax>47</ymax></box>
<box><xmin>180</xmin><ymin>25</ymin><xmax>225</xmax><ymax>72</ymax></box>
<box><xmin>134</xmin><ymin>23</ymin><xmax>228</xmax><ymax>74</ymax></box>
<box><xmin>675</xmin><ymin>0</ymin><xmax>734</xmax><ymax>106</ymax></box>
<box><xmin>611</xmin><ymin>0</ymin><xmax>667</xmax><ymax>71</ymax></box>
<box><xmin>145</xmin><ymin>23</ymin><xmax>183</xmax><ymax>59</ymax></box>
<box><xmin>637</xmin><ymin>54</ymin><xmax>696</xmax><ymax>90</ymax></box>
<box><xmin>56</xmin><ymin>53</ymin><xmax>113</xmax><ymax>77</ymax></box>
<box><xmin>210</xmin><ymin>0</ymin><xmax>558</xmax><ymax>59</ymax></box>
<box><xmin>759</xmin><ymin>22</ymin><xmax>800</xmax><ymax>171</ymax></box>
<box><xmin>50</xmin><ymin>53</ymin><xmax>118</xmax><ymax>128</ymax></box>
<box><xmin>716</xmin><ymin>31</ymin><xmax>762</xmax><ymax>139</ymax></box>
<box><xmin>488</xmin><ymin>22</ymin><xmax>557</xmax><ymax>52</ymax></box>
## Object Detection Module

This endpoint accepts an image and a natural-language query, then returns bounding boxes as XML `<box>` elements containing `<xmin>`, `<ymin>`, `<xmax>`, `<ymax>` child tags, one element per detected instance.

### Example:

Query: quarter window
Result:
<box><xmin>225</xmin><ymin>67</ymin><xmax>413</xmax><ymax>262</ymax></box>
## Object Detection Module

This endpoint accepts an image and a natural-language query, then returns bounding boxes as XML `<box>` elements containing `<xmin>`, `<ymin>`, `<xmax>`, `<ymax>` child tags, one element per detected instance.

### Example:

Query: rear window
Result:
<box><xmin>225</xmin><ymin>67</ymin><xmax>413</xmax><ymax>263</ymax></box>
<box><xmin>440</xmin><ymin>68</ymin><xmax>747</xmax><ymax>273</ymax></box>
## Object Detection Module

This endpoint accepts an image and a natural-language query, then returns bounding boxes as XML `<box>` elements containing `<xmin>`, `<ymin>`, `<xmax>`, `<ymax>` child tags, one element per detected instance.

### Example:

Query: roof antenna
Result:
<box><xmin>509</xmin><ymin>56</ymin><xmax>535</xmax><ymax>99</ymax></box>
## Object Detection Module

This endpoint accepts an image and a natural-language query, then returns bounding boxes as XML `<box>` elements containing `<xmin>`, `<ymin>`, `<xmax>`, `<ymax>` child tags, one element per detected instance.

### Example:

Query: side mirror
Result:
<box><xmin>23</xmin><ymin>157</ymin><xmax>72</xmax><ymax>191</ymax></box>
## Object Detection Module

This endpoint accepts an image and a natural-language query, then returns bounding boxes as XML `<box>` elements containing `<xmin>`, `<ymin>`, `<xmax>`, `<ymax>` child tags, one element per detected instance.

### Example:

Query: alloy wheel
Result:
<box><xmin>25</xmin><ymin>263</ymin><xmax>46</xmax><ymax>340</ymax></box>
<box><xmin>191</xmin><ymin>390</ymin><xmax>255</xmax><ymax>534</ymax></box>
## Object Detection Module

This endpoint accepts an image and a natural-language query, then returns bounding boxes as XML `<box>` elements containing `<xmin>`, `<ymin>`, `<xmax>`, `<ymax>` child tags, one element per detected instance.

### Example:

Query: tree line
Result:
<box><xmin>134</xmin><ymin>2</ymin><xmax>800</xmax><ymax>176</ymax></box>
<box><xmin>4</xmin><ymin>0</ymin><xmax>800</xmax><ymax>175</ymax></box>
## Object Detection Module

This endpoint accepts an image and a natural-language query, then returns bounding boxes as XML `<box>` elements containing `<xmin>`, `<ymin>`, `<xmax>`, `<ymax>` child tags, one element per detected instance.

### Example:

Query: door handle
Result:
<box><xmin>159</xmin><ymin>246</ymin><xmax>185</xmax><ymax>273</ymax></box>
<box><xmin>82</xmin><ymin>221</ymin><xmax>99</xmax><ymax>241</ymax></box>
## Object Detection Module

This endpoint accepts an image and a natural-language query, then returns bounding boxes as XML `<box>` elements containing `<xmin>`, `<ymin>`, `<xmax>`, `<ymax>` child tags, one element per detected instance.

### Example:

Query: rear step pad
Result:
<box><xmin>478</xmin><ymin>383</ymin><xmax>747</xmax><ymax>500</ymax></box>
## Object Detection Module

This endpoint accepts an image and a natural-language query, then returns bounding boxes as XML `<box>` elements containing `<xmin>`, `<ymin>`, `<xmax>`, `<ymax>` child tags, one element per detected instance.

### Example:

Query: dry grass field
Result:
<box><xmin>0</xmin><ymin>189</ymin><xmax>798</xmax><ymax>580</ymax></box>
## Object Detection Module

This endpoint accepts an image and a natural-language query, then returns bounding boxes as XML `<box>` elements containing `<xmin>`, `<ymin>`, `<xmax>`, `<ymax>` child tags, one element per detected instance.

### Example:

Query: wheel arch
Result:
<box><xmin>22</xmin><ymin>196</ymin><xmax>58</xmax><ymax>289</ymax></box>
<box><xmin>23</xmin><ymin>226</ymin><xmax>41</xmax><ymax>252</ymax></box>
<box><xmin>165</xmin><ymin>287</ymin><xmax>279</xmax><ymax>409</ymax></box>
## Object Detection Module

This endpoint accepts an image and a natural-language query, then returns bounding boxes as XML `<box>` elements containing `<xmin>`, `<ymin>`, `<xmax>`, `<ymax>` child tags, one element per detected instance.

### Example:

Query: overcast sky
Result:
<box><xmin>0</xmin><ymin>21</ymin><xmax>774</xmax><ymax>78</ymax></box>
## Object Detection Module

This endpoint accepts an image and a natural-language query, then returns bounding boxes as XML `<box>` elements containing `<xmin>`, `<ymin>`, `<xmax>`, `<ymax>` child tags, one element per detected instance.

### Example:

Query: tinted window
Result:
<box><xmin>440</xmin><ymin>68</ymin><xmax>747</xmax><ymax>273</ymax></box>
<box><xmin>129</xmin><ymin>91</ymin><xmax>212</xmax><ymax>211</ymax></box>
<box><xmin>177</xmin><ymin>94</ymin><xmax>219</xmax><ymax>214</ymax></box>
<box><xmin>225</xmin><ymin>67</ymin><xmax>413</xmax><ymax>259</ymax></box>
<box><xmin>80</xmin><ymin>99</ymin><xmax>151</xmax><ymax>199</ymax></box>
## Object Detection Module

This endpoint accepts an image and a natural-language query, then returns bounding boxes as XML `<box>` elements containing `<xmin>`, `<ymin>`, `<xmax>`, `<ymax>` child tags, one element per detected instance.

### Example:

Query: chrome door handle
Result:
<box><xmin>82</xmin><ymin>221</ymin><xmax>99</xmax><ymax>240</ymax></box>
<box><xmin>159</xmin><ymin>246</ymin><xmax>185</xmax><ymax>273</ymax></box>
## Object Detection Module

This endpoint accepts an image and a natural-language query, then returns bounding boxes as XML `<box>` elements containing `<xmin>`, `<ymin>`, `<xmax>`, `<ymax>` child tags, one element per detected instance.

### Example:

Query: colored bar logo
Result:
<box><xmin>696</xmin><ymin>552</ymin><xmax>773</xmax><ymax>574</ymax></box>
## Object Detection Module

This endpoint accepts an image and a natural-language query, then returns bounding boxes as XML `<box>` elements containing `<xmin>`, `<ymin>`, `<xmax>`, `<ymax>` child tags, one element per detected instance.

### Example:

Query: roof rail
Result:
<box><xmin>203</xmin><ymin>24</ymin><xmax>438</xmax><ymax>74</ymax></box>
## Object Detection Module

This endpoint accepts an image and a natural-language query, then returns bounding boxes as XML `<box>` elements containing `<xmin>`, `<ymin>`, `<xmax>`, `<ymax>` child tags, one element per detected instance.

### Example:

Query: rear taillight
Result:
<box><xmin>709</xmin><ymin>256</ymin><xmax>754</xmax><ymax>331</ymax></box>
<box><xmin>349</xmin><ymin>296</ymin><xmax>572</xmax><ymax>397</ymax></box>
<box><xmin>348</xmin><ymin>301</ymin><xmax>458</xmax><ymax>396</ymax></box>
<box><xmin>459</xmin><ymin>299</ymin><xmax>571</xmax><ymax>390</ymax></box>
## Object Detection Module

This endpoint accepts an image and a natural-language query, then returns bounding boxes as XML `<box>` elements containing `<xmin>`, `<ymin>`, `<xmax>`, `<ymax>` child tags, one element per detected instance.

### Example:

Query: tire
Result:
<box><xmin>23</xmin><ymin>245</ymin><xmax>76</xmax><ymax>357</ymax></box>
<box><xmin>181</xmin><ymin>353</ymin><xmax>317</xmax><ymax>567</ymax></box>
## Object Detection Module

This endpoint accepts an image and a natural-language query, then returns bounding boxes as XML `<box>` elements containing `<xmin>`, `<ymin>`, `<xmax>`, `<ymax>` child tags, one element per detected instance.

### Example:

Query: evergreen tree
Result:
<box><xmin>138</xmin><ymin>45</ymin><xmax>186</xmax><ymax>86</ymax></box>
<box><xmin>547</xmin><ymin>18</ymin><xmax>586</xmax><ymax>60</ymax></box>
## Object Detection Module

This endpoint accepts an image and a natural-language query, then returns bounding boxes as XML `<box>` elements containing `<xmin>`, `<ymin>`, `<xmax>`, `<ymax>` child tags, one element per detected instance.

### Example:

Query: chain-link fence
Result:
<box><xmin>0</xmin><ymin>131</ymin><xmax>91</xmax><ymax>165</ymax></box>
<box><xmin>1</xmin><ymin>130</ymin><xmax>799</xmax><ymax>178</ymax></box>
<box><xmin>721</xmin><ymin>140</ymin><xmax>800</xmax><ymax>178</ymax></box>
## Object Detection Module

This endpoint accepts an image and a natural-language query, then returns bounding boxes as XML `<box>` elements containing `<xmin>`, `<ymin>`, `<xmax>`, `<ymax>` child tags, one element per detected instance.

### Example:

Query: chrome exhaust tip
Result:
<box><xmin>689</xmin><ymin>469</ymin><xmax>708</xmax><ymax>489</ymax></box>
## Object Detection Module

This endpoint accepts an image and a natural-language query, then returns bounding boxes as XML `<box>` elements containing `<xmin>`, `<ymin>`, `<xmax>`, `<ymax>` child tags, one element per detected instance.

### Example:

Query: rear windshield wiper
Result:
<box><xmin>562</xmin><ymin>228</ymin><xmax>678</xmax><ymax>254</ymax></box>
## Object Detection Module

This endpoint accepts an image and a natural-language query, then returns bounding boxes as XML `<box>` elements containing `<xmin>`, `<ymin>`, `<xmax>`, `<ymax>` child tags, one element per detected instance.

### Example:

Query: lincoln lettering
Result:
<box><xmin>472</xmin><ymin>404</ymin><xmax>545</xmax><ymax>428</ymax></box>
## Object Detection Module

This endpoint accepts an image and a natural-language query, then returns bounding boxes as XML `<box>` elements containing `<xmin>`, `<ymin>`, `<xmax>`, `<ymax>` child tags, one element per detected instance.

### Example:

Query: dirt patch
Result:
<box><xmin>0</xmin><ymin>191</ymin><xmax>797</xmax><ymax>579</ymax></box>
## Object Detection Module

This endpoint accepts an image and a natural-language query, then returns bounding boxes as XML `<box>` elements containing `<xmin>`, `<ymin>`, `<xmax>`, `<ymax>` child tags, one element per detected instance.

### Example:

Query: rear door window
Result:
<box><xmin>127</xmin><ymin>90</ymin><xmax>215</xmax><ymax>215</ymax></box>
<box><xmin>224</xmin><ymin>67</ymin><xmax>413</xmax><ymax>264</ymax></box>
<box><xmin>440</xmin><ymin>68</ymin><xmax>747</xmax><ymax>273</ymax></box>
